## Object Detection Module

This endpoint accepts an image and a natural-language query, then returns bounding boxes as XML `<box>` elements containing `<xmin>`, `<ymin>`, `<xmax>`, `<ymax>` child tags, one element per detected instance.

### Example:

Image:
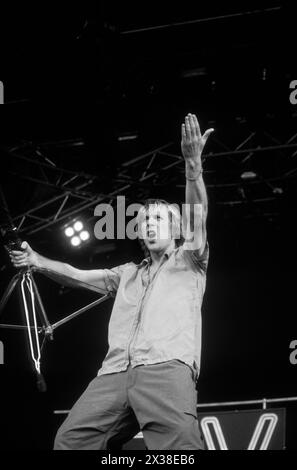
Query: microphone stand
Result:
<box><xmin>0</xmin><ymin>266</ymin><xmax>111</xmax><ymax>392</ymax></box>
<box><xmin>0</xmin><ymin>185</ymin><xmax>112</xmax><ymax>391</ymax></box>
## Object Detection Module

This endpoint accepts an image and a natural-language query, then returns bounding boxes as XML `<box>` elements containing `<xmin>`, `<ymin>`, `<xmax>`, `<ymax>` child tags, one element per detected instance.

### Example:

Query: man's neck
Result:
<box><xmin>149</xmin><ymin>240</ymin><xmax>175</xmax><ymax>266</ymax></box>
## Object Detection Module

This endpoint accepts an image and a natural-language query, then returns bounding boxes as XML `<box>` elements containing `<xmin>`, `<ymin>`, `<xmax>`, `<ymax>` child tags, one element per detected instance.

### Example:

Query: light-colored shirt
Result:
<box><xmin>98</xmin><ymin>242</ymin><xmax>209</xmax><ymax>378</ymax></box>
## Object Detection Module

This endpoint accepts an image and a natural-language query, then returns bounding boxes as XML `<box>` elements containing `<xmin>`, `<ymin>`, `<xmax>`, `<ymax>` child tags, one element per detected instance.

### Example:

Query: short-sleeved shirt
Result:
<box><xmin>98</xmin><ymin>242</ymin><xmax>209</xmax><ymax>378</ymax></box>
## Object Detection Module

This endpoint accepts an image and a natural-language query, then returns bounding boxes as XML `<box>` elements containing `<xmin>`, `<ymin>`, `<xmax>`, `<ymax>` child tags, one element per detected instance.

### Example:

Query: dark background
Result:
<box><xmin>0</xmin><ymin>0</ymin><xmax>297</xmax><ymax>450</ymax></box>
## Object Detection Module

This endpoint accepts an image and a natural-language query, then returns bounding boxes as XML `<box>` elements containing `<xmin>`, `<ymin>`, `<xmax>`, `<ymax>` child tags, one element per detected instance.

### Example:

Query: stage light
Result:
<box><xmin>71</xmin><ymin>236</ymin><xmax>81</xmax><ymax>247</ymax></box>
<box><xmin>74</xmin><ymin>221</ymin><xmax>83</xmax><ymax>232</ymax></box>
<box><xmin>241</xmin><ymin>171</ymin><xmax>257</xmax><ymax>180</ymax></box>
<box><xmin>80</xmin><ymin>230</ymin><xmax>90</xmax><ymax>241</ymax></box>
<box><xmin>63</xmin><ymin>219</ymin><xmax>90</xmax><ymax>248</ymax></box>
<box><xmin>65</xmin><ymin>227</ymin><xmax>74</xmax><ymax>237</ymax></box>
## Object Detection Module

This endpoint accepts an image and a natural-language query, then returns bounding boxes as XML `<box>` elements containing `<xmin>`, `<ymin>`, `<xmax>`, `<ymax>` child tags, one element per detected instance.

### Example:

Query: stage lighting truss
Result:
<box><xmin>3</xmin><ymin>120</ymin><xmax>297</xmax><ymax>235</ymax></box>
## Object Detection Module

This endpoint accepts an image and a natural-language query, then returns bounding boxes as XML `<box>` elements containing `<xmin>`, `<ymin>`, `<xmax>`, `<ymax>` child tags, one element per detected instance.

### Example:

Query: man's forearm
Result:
<box><xmin>35</xmin><ymin>254</ymin><xmax>82</xmax><ymax>283</ymax></box>
<box><xmin>185</xmin><ymin>159</ymin><xmax>208</xmax><ymax>216</ymax></box>
<box><xmin>33</xmin><ymin>253</ymin><xmax>108</xmax><ymax>293</ymax></box>
<box><xmin>10</xmin><ymin>243</ymin><xmax>107</xmax><ymax>292</ymax></box>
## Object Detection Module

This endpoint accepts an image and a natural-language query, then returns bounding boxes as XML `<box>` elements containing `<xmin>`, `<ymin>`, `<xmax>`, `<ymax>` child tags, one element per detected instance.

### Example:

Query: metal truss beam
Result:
<box><xmin>4</xmin><ymin>127</ymin><xmax>297</xmax><ymax>234</ymax></box>
<box><xmin>121</xmin><ymin>7</ymin><xmax>281</xmax><ymax>35</ymax></box>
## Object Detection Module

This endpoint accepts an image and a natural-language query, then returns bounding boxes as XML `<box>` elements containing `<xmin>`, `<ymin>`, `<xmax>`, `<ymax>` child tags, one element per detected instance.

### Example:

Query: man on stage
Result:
<box><xmin>10</xmin><ymin>114</ymin><xmax>214</xmax><ymax>450</ymax></box>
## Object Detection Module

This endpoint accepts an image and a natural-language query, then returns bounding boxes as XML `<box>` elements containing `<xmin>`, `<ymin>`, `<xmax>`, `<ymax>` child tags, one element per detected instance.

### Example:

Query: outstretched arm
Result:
<box><xmin>9</xmin><ymin>241</ymin><xmax>110</xmax><ymax>293</ymax></box>
<box><xmin>181</xmin><ymin>113</ymin><xmax>214</xmax><ymax>256</ymax></box>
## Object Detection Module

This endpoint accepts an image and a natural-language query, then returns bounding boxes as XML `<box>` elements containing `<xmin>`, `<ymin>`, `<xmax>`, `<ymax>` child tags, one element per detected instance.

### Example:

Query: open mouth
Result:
<box><xmin>147</xmin><ymin>230</ymin><xmax>157</xmax><ymax>239</ymax></box>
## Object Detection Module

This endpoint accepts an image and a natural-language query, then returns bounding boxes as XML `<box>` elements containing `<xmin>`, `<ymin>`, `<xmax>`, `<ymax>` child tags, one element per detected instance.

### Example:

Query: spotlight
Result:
<box><xmin>71</xmin><ymin>236</ymin><xmax>81</xmax><ymax>247</ymax></box>
<box><xmin>63</xmin><ymin>219</ymin><xmax>90</xmax><ymax>248</ymax></box>
<box><xmin>80</xmin><ymin>230</ymin><xmax>90</xmax><ymax>241</ymax></box>
<box><xmin>65</xmin><ymin>227</ymin><xmax>74</xmax><ymax>237</ymax></box>
<box><xmin>74</xmin><ymin>221</ymin><xmax>83</xmax><ymax>232</ymax></box>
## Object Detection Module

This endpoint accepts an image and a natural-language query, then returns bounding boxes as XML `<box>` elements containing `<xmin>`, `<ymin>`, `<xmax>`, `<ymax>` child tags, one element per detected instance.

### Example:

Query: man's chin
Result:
<box><xmin>145</xmin><ymin>240</ymin><xmax>160</xmax><ymax>251</ymax></box>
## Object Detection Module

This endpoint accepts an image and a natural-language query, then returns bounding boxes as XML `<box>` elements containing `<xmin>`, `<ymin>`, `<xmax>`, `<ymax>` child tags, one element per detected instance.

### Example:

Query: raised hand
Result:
<box><xmin>181</xmin><ymin>113</ymin><xmax>214</xmax><ymax>162</ymax></box>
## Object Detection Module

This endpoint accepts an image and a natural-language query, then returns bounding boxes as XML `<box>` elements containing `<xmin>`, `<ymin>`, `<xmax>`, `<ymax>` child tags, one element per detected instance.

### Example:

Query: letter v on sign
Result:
<box><xmin>200</xmin><ymin>413</ymin><xmax>278</xmax><ymax>450</ymax></box>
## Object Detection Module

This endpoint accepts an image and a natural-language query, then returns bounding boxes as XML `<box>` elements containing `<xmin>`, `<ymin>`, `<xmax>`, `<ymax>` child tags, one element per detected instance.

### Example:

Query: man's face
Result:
<box><xmin>138</xmin><ymin>204</ymin><xmax>173</xmax><ymax>253</ymax></box>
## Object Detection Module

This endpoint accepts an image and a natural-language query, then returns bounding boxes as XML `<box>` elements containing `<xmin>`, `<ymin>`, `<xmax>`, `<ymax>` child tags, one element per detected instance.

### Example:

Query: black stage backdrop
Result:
<box><xmin>0</xmin><ymin>0</ymin><xmax>297</xmax><ymax>451</ymax></box>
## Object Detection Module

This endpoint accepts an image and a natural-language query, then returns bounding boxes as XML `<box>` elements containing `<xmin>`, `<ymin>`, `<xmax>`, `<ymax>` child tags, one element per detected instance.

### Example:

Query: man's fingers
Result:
<box><xmin>9</xmin><ymin>255</ymin><xmax>28</xmax><ymax>268</ymax></box>
<box><xmin>12</xmin><ymin>261</ymin><xmax>28</xmax><ymax>267</ymax></box>
<box><xmin>10</xmin><ymin>250</ymin><xmax>24</xmax><ymax>256</ymax></box>
<box><xmin>188</xmin><ymin>114</ymin><xmax>197</xmax><ymax>139</ymax></box>
<box><xmin>185</xmin><ymin>116</ymin><xmax>191</xmax><ymax>140</ymax></box>
<box><xmin>203</xmin><ymin>128</ymin><xmax>215</xmax><ymax>142</ymax></box>
<box><xmin>181</xmin><ymin>123</ymin><xmax>186</xmax><ymax>141</ymax></box>
<box><xmin>10</xmin><ymin>253</ymin><xmax>27</xmax><ymax>260</ymax></box>
<box><xmin>192</xmin><ymin>114</ymin><xmax>201</xmax><ymax>137</ymax></box>
<box><xmin>11</xmin><ymin>252</ymin><xmax>27</xmax><ymax>257</ymax></box>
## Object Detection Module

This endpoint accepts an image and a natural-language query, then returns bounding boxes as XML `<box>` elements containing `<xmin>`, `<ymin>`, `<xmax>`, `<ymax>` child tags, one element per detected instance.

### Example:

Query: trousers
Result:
<box><xmin>54</xmin><ymin>359</ymin><xmax>204</xmax><ymax>450</ymax></box>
